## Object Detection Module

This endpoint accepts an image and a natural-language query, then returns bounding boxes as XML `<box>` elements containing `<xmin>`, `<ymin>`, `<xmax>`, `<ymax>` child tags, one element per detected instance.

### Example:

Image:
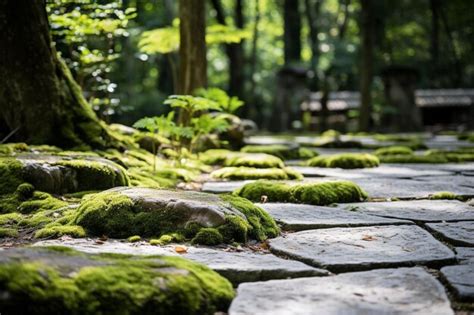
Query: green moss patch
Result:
<box><xmin>429</xmin><ymin>191</ymin><xmax>461</xmax><ymax>200</ymax></box>
<box><xmin>200</xmin><ymin>150</ymin><xmax>285</xmax><ymax>168</ymax></box>
<box><xmin>0</xmin><ymin>157</ymin><xmax>24</xmax><ymax>195</ymax></box>
<box><xmin>378</xmin><ymin>154</ymin><xmax>449</xmax><ymax>164</ymax></box>
<box><xmin>241</xmin><ymin>145</ymin><xmax>318</xmax><ymax>160</ymax></box>
<box><xmin>234</xmin><ymin>180</ymin><xmax>368</xmax><ymax>205</ymax></box>
<box><xmin>307</xmin><ymin>153</ymin><xmax>380</xmax><ymax>169</ymax></box>
<box><xmin>211</xmin><ymin>167</ymin><xmax>303</xmax><ymax>180</ymax></box>
<box><xmin>191</xmin><ymin>228</ymin><xmax>224</xmax><ymax>245</ymax></box>
<box><xmin>0</xmin><ymin>247</ymin><xmax>234</xmax><ymax>314</ymax></box>
<box><xmin>34</xmin><ymin>225</ymin><xmax>86</xmax><ymax>239</ymax></box>
<box><xmin>73</xmin><ymin>188</ymin><xmax>279</xmax><ymax>243</ymax></box>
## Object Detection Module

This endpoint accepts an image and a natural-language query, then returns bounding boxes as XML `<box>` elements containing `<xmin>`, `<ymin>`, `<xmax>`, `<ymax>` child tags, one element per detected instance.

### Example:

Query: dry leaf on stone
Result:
<box><xmin>175</xmin><ymin>245</ymin><xmax>188</xmax><ymax>254</ymax></box>
<box><xmin>361</xmin><ymin>235</ymin><xmax>377</xmax><ymax>241</ymax></box>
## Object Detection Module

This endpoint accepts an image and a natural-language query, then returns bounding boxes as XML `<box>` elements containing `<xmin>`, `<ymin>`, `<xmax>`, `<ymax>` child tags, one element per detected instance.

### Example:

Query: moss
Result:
<box><xmin>234</xmin><ymin>180</ymin><xmax>292</xmax><ymax>202</ymax></box>
<box><xmin>298</xmin><ymin>147</ymin><xmax>318</xmax><ymax>159</ymax></box>
<box><xmin>234</xmin><ymin>180</ymin><xmax>368</xmax><ymax>206</ymax></box>
<box><xmin>53</xmin><ymin>160</ymin><xmax>130</xmax><ymax>191</ymax></box>
<box><xmin>0</xmin><ymin>143</ymin><xmax>29</xmax><ymax>155</ymax></box>
<box><xmin>16</xmin><ymin>183</ymin><xmax>35</xmax><ymax>200</ymax></box>
<box><xmin>221</xmin><ymin>194</ymin><xmax>279</xmax><ymax>241</ymax></box>
<box><xmin>127</xmin><ymin>167</ymin><xmax>177</xmax><ymax>189</ymax></box>
<box><xmin>150</xmin><ymin>233</ymin><xmax>184</xmax><ymax>246</ymax></box>
<box><xmin>429</xmin><ymin>191</ymin><xmax>460</xmax><ymax>200</ymax></box>
<box><xmin>307</xmin><ymin>153</ymin><xmax>380</xmax><ymax>169</ymax></box>
<box><xmin>0</xmin><ymin>248</ymin><xmax>234</xmax><ymax>314</ymax></box>
<box><xmin>225</xmin><ymin>153</ymin><xmax>285</xmax><ymax>169</ymax></box>
<box><xmin>0</xmin><ymin>227</ymin><xmax>19</xmax><ymax>238</ymax></box>
<box><xmin>0</xmin><ymin>213</ymin><xmax>23</xmax><ymax>225</ymax></box>
<box><xmin>34</xmin><ymin>225</ymin><xmax>86</xmax><ymax>239</ymax></box>
<box><xmin>0</xmin><ymin>157</ymin><xmax>25</xmax><ymax>195</ymax></box>
<box><xmin>240</xmin><ymin>144</ymin><xmax>315</xmax><ymax>160</ymax></box>
<box><xmin>218</xmin><ymin>215</ymin><xmax>250</xmax><ymax>243</ymax></box>
<box><xmin>425</xmin><ymin>150</ymin><xmax>474</xmax><ymax>163</ymax></box>
<box><xmin>191</xmin><ymin>228</ymin><xmax>224</xmax><ymax>245</ymax></box>
<box><xmin>199</xmin><ymin>149</ymin><xmax>232</xmax><ymax>165</ymax></box>
<box><xmin>284</xmin><ymin>167</ymin><xmax>305</xmax><ymax>180</ymax></box>
<box><xmin>379</xmin><ymin>154</ymin><xmax>448</xmax><ymax>163</ymax></box>
<box><xmin>374</xmin><ymin>146</ymin><xmax>413</xmax><ymax>156</ymax></box>
<box><xmin>127</xmin><ymin>235</ymin><xmax>141</xmax><ymax>243</ymax></box>
<box><xmin>18</xmin><ymin>192</ymin><xmax>69</xmax><ymax>214</ymax></box>
<box><xmin>211</xmin><ymin>167</ymin><xmax>302</xmax><ymax>180</ymax></box>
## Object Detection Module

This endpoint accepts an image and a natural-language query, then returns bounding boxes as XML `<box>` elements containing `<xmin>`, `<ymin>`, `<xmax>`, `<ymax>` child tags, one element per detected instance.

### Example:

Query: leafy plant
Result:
<box><xmin>194</xmin><ymin>88</ymin><xmax>244</xmax><ymax>114</ymax></box>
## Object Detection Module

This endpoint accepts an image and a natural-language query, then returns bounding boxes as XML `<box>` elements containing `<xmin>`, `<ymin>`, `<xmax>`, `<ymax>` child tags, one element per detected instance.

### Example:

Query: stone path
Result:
<box><xmin>3</xmin><ymin>135</ymin><xmax>474</xmax><ymax>313</ymax></box>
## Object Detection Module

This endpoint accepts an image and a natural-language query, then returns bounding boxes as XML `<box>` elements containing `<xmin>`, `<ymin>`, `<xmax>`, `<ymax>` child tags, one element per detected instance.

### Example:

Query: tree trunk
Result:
<box><xmin>0</xmin><ymin>0</ymin><xmax>115</xmax><ymax>148</ymax></box>
<box><xmin>210</xmin><ymin>0</ymin><xmax>245</xmax><ymax>99</ymax></box>
<box><xmin>304</xmin><ymin>0</ymin><xmax>322</xmax><ymax>90</ymax></box>
<box><xmin>430</xmin><ymin>0</ymin><xmax>440</xmax><ymax>69</ymax></box>
<box><xmin>358</xmin><ymin>0</ymin><xmax>375</xmax><ymax>131</ymax></box>
<box><xmin>178</xmin><ymin>0</ymin><xmax>207</xmax><ymax>95</ymax></box>
<box><xmin>283</xmin><ymin>0</ymin><xmax>302</xmax><ymax>65</ymax></box>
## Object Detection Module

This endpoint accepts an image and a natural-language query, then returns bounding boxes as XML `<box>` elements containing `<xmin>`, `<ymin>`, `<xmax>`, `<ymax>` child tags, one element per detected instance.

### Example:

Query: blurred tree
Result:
<box><xmin>0</xmin><ymin>0</ymin><xmax>115</xmax><ymax>148</ymax></box>
<box><xmin>284</xmin><ymin>0</ymin><xmax>302</xmax><ymax>65</ymax></box>
<box><xmin>178</xmin><ymin>0</ymin><xmax>207</xmax><ymax>96</ymax></box>
<box><xmin>358</xmin><ymin>0</ymin><xmax>374</xmax><ymax>131</ymax></box>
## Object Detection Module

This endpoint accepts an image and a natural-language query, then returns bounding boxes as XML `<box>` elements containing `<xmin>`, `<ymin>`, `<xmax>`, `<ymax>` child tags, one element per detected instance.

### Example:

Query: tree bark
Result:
<box><xmin>430</xmin><ymin>0</ymin><xmax>440</xmax><ymax>69</ymax></box>
<box><xmin>358</xmin><ymin>0</ymin><xmax>375</xmax><ymax>131</ymax></box>
<box><xmin>283</xmin><ymin>0</ymin><xmax>302</xmax><ymax>65</ymax></box>
<box><xmin>0</xmin><ymin>0</ymin><xmax>114</xmax><ymax>148</ymax></box>
<box><xmin>210</xmin><ymin>0</ymin><xmax>245</xmax><ymax>99</ymax></box>
<box><xmin>304</xmin><ymin>0</ymin><xmax>322</xmax><ymax>90</ymax></box>
<box><xmin>178</xmin><ymin>0</ymin><xmax>207</xmax><ymax>95</ymax></box>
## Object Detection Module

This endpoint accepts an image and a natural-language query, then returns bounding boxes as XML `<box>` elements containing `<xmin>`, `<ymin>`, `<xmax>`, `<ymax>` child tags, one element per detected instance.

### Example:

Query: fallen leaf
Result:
<box><xmin>361</xmin><ymin>235</ymin><xmax>376</xmax><ymax>241</ymax></box>
<box><xmin>175</xmin><ymin>245</ymin><xmax>188</xmax><ymax>254</ymax></box>
<box><xmin>260</xmin><ymin>195</ymin><xmax>268</xmax><ymax>203</ymax></box>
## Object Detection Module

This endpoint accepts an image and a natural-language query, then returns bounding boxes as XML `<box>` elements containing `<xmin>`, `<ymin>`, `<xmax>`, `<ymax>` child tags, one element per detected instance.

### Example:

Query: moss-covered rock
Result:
<box><xmin>374</xmin><ymin>146</ymin><xmax>413</xmax><ymax>156</ymax></box>
<box><xmin>34</xmin><ymin>225</ymin><xmax>86</xmax><ymax>239</ymax></box>
<box><xmin>428</xmin><ymin>191</ymin><xmax>460</xmax><ymax>200</ymax></box>
<box><xmin>240</xmin><ymin>145</ymin><xmax>318</xmax><ymax>160</ymax></box>
<box><xmin>0</xmin><ymin>227</ymin><xmax>19</xmax><ymax>238</ymax></box>
<box><xmin>378</xmin><ymin>154</ymin><xmax>448</xmax><ymax>163</ymax></box>
<box><xmin>73</xmin><ymin>187</ymin><xmax>279</xmax><ymax>242</ymax></box>
<box><xmin>0</xmin><ymin>155</ymin><xmax>130</xmax><ymax>195</ymax></box>
<box><xmin>191</xmin><ymin>228</ymin><xmax>224</xmax><ymax>245</ymax></box>
<box><xmin>307</xmin><ymin>153</ymin><xmax>380</xmax><ymax>169</ymax></box>
<box><xmin>234</xmin><ymin>180</ymin><xmax>368</xmax><ymax>205</ymax></box>
<box><xmin>211</xmin><ymin>166</ymin><xmax>303</xmax><ymax>180</ymax></box>
<box><xmin>225</xmin><ymin>153</ymin><xmax>285</xmax><ymax>169</ymax></box>
<box><xmin>0</xmin><ymin>247</ymin><xmax>234</xmax><ymax>314</ymax></box>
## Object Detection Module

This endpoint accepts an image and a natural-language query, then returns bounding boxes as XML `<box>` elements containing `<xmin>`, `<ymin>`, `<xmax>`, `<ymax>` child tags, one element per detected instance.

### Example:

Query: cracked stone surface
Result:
<box><xmin>202</xmin><ymin>181</ymin><xmax>252</xmax><ymax>193</ymax></box>
<box><xmin>456</xmin><ymin>247</ymin><xmax>474</xmax><ymax>265</ymax></box>
<box><xmin>269</xmin><ymin>225</ymin><xmax>455</xmax><ymax>272</ymax></box>
<box><xmin>343</xmin><ymin>200</ymin><xmax>474</xmax><ymax>223</ymax></box>
<box><xmin>257</xmin><ymin>203</ymin><xmax>412</xmax><ymax>231</ymax></box>
<box><xmin>229</xmin><ymin>267</ymin><xmax>454</xmax><ymax>315</ymax></box>
<box><xmin>413</xmin><ymin>175</ymin><xmax>474</xmax><ymax>188</ymax></box>
<box><xmin>292</xmin><ymin>165</ymin><xmax>452</xmax><ymax>179</ymax></box>
<box><xmin>441</xmin><ymin>264</ymin><xmax>474</xmax><ymax>301</ymax></box>
<box><xmin>349</xmin><ymin>178</ymin><xmax>474</xmax><ymax>198</ymax></box>
<box><xmin>426</xmin><ymin>221</ymin><xmax>474</xmax><ymax>246</ymax></box>
<box><xmin>33</xmin><ymin>239</ymin><xmax>329</xmax><ymax>284</ymax></box>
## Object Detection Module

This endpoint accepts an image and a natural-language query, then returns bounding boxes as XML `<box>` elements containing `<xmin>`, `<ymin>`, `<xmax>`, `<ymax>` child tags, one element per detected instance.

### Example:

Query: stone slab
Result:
<box><xmin>269</xmin><ymin>225</ymin><xmax>455</xmax><ymax>272</ymax></box>
<box><xmin>343</xmin><ymin>200</ymin><xmax>474</xmax><ymax>223</ymax></box>
<box><xmin>456</xmin><ymin>247</ymin><xmax>474</xmax><ymax>265</ymax></box>
<box><xmin>388</xmin><ymin>163</ymin><xmax>474</xmax><ymax>175</ymax></box>
<box><xmin>229</xmin><ymin>267</ymin><xmax>454</xmax><ymax>315</ymax></box>
<box><xmin>292</xmin><ymin>165</ymin><xmax>452</xmax><ymax>179</ymax></box>
<box><xmin>349</xmin><ymin>178</ymin><xmax>474</xmax><ymax>199</ymax></box>
<box><xmin>201</xmin><ymin>181</ymin><xmax>252</xmax><ymax>194</ymax></box>
<box><xmin>441</xmin><ymin>264</ymin><xmax>474</xmax><ymax>301</ymax></box>
<box><xmin>413</xmin><ymin>175</ymin><xmax>474</xmax><ymax>188</ymax></box>
<box><xmin>34</xmin><ymin>239</ymin><xmax>329</xmax><ymax>284</ymax></box>
<box><xmin>426</xmin><ymin>221</ymin><xmax>474</xmax><ymax>246</ymax></box>
<box><xmin>257</xmin><ymin>203</ymin><xmax>413</xmax><ymax>231</ymax></box>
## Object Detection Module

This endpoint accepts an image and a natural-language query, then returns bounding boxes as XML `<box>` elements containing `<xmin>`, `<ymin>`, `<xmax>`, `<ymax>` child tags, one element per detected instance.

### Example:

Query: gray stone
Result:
<box><xmin>349</xmin><ymin>177</ymin><xmax>474</xmax><ymax>198</ymax></box>
<box><xmin>269</xmin><ymin>225</ymin><xmax>455</xmax><ymax>272</ymax></box>
<box><xmin>456</xmin><ymin>247</ymin><xmax>474</xmax><ymax>264</ymax></box>
<box><xmin>0</xmin><ymin>247</ymin><xmax>232</xmax><ymax>313</ymax></box>
<box><xmin>229</xmin><ymin>267</ymin><xmax>454</xmax><ymax>315</ymax></box>
<box><xmin>426</xmin><ymin>221</ymin><xmax>474</xmax><ymax>246</ymax></box>
<box><xmin>34</xmin><ymin>239</ymin><xmax>329</xmax><ymax>284</ymax></box>
<box><xmin>257</xmin><ymin>203</ymin><xmax>413</xmax><ymax>231</ymax></box>
<box><xmin>413</xmin><ymin>175</ymin><xmax>474</xmax><ymax>188</ymax></box>
<box><xmin>292</xmin><ymin>165</ymin><xmax>451</xmax><ymax>179</ymax></box>
<box><xmin>13</xmin><ymin>154</ymin><xmax>128</xmax><ymax>194</ymax></box>
<box><xmin>440</xmin><ymin>264</ymin><xmax>474</xmax><ymax>301</ymax></box>
<box><xmin>388</xmin><ymin>162</ymin><xmax>474</xmax><ymax>174</ymax></box>
<box><xmin>202</xmin><ymin>181</ymin><xmax>252</xmax><ymax>193</ymax></box>
<box><xmin>97</xmin><ymin>187</ymin><xmax>246</xmax><ymax>228</ymax></box>
<box><xmin>345</xmin><ymin>200</ymin><xmax>474</xmax><ymax>223</ymax></box>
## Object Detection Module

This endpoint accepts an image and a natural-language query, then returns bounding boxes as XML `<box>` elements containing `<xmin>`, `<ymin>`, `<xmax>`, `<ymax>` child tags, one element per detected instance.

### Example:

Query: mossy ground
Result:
<box><xmin>0</xmin><ymin>247</ymin><xmax>234</xmax><ymax>314</ymax></box>
<box><xmin>234</xmin><ymin>180</ymin><xmax>368</xmax><ymax>205</ymax></box>
<box><xmin>307</xmin><ymin>153</ymin><xmax>380</xmax><ymax>169</ymax></box>
<box><xmin>211</xmin><ymin>166</ymin><xmax>303</xmax><ymax>180</ymax></box>
<box><xmin>374</xmin><ymin>146</ymin><xmax>413</xmax><ymax>156</ymax></box>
